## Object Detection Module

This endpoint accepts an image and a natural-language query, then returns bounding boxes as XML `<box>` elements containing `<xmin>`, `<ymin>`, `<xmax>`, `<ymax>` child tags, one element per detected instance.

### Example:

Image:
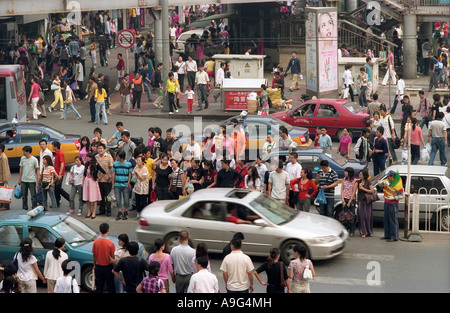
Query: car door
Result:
<box><xmin>25</xmin><ymin>226</ymin><xmax>57</xmax><ymax>267</ymax></box>
<box><xmin>315</xmin><ymin>104</ymin><xmax>341</xmax><ymax>137</ymax></box>
<box><xmin>0</xmin><ymin>224</ymin><xmax>24</xmax><ymax>261</ymax></box>
<box><xmin>0</xmin><ymin>127</ymin><xmax>21</xmax><ymax>167</ymax></box>
<box><xmin>289</xmin><ymin>103</ymin><xmax>317</xmax><ymax>133</ymax></box>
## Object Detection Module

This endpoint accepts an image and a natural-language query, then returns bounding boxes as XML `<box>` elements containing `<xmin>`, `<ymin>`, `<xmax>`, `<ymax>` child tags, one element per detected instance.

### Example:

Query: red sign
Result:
<box><xmin>224</xmin><ymin>91</ymin><xmax>260</xmax><ymax>110</ymax></box>
<box><xmin>117</xmin><ymin>29</ymin><xmax>135</xmax><ymax>49</ymax></box>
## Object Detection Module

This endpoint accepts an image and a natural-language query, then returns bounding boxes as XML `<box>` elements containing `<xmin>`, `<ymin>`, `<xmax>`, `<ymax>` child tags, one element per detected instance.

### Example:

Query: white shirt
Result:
<box><xmin>70</xmin><ymin>165</ymin><xmax>85</xmax><ymax>186</ymax></box>
<box><xmin>186</xmin><ymin>60</ymin><xmax>198</xmax><ymax>72</ymax></box>
<box><xmin>220</xmin><ymin>250</ymin><xmax>254</xmax><ymax>292</ymax></box>
<box><xmin>215</xmin><ymin>67</ymin><xmax>225</xmax><ymax>86</ymax></box>
<box><xmin>187</xmin><ymin>269</ymin><xmax>219</xmax><ymax>293</ymax></box>
<box><xmin>245</xmin><ymin>175</ymin><xmax>261</xmax><ymax>190</ymax></box>
<box><xmin>185</xmin><ymin>90</ymin><xmax>195</xmax><ymax>99</ymax></box>
<box><xmin>195</xmin><ymin>71</ymin><xmax>209</xmax><ymax>85</ymax></box>
<box><xmin>54</xmin><ymin>276</ymin><xmax>80</xmax><ymax>293</ymax></box>
<box><xmin>43</xmin><ymin>250</ymin><xmax>69</xmax><ymax>280</ymax></box>
<box><xmin>342</xmin><ymin>69</ymin><xmax>354</xmax><ymax>85</ymax></box>
<box><xmin>255</xmin><ymin>164</ymin><xmax>267</xmax><ymax>191</ymax></box>
<box><xmin>269</xmin><ymin>170</ymin><xmax>290</xmax><ymax>200</ymax></box>
<box><xmin>40</xmin><ymin>148</ymin><xmax>54</xmax><ymax>174</ymax></box>
<box><xmin>185</xmin><ymin>142</ymin><xmax>202</xmax><ymax>160</ymax></box>
<box><xmin>170</xmin><ymin>27</ymin><xmax>177</xmax><ymax>37</ymax></box>
<box><xmin>285</xmin><ymin>161</ymin><xmax>302</xmax><ymax>190</ymax></box>
<box><xmin>396</xmin><ymin>79</ymin><xmax>405</xmax><ymax>96</ymax></box>
<box><xmin>17</xmin><ymin>252</ymin><xmax>38</xmax><ymax>281</ymax></box>
<box><xmin>175</xmin><ymin>61</ymin><xmax>186</xmax><ymax>74</ymax></box>
<box><xmin>381</xmin><ymin>114</ymin><xmax>394</xmax><ymax>138</ymax></box>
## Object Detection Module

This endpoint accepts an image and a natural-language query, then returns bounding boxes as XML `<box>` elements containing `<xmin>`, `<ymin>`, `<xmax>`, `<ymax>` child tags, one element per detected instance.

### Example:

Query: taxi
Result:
<box><xmin>0</xmin><ymin>123</ymin><xmax>81</xmax><ymax>168</ymax></box>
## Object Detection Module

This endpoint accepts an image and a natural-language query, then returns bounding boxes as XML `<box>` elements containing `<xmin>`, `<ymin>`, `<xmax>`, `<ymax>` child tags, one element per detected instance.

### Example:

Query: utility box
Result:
<box><xmin>212</xmin><ymin>54</ymin><xmax>265</xmax><ymax>79</ymax></box>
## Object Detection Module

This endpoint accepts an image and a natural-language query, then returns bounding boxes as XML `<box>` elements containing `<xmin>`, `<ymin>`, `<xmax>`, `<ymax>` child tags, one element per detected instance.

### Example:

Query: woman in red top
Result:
<box><xmin>290</xmin><ymin>169</ymin><xmax>318</xmax><ymax>212</ymax></box>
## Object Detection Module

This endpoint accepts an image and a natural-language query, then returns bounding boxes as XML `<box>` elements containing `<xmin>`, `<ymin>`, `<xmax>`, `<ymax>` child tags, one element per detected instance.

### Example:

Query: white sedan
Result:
<box><xmin>136</xmin><ymin>188</ymin><xmax>348</xmax><ymax>263</ymax></box>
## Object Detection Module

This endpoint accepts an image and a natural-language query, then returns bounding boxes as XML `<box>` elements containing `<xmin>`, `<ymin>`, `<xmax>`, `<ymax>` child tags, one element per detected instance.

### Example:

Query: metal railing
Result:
<box><xmin>412</xmin><ymin>188</ymin><xmax>450</xmax><ymax>234</ymax></box>
<box><xmin>279</xmin><ymin>17</ymin><xmax>306</xmax><ymax>46</ymax></box>
<box><xmin>384</xmin><ymin>0</ymin><xmax>450</xmax><ymax>13</ymax></box>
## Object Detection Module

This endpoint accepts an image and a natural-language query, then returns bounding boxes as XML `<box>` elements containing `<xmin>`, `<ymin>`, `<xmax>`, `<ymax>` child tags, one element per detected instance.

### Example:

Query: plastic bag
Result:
<box><xmin>316</xmin><ymin>189</ymin><xmax>327</xmax><ymax>205</ymax></box>
<box><xmin>0</xmin><ymin>186</ymin><xmax>13</xmax><ymax>203</ymax></box>
<box><xmin>14</xmin><ymin>184</ymin><xmax>23</xmax><ymax>199</ymax></box>
<box><xmin>107</xmin><ymin>189</ymin><xmax>116</xmax><ymax>202</ymax></box>
<box><xmin>303</xmin><ymin>262</ymin><xmax>313</xmax><ymax>281</ymax></box>
<box><xmin>421</xmin><ymin>147</ymin><xmax>430</xmax><ymax>162</ymax></box>
<box><xmin>401</xmin><ymin>148</ymin><xmax>408</xmax><ymax>164</ymax></box>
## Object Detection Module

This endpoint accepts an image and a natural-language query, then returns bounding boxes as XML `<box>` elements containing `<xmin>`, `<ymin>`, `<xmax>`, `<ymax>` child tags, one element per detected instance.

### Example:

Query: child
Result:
<box><xmin>185</xmin><ymin>85</ymin><xmax>195</xmax><ymax>114</ymax></box>
<box><xmin>54</xmin><ymin>259</ymin><xmax>80</xmax><ymax>293</ymax></box>
<box><xmin>259</xmin><ymin>84</ymin><xmax>269</xmax><ymax>114</ymax></box>
<box><xmin>136</xmin><ymin>261</ymin><xmax>167</xmax><ymax>293</ymax></box>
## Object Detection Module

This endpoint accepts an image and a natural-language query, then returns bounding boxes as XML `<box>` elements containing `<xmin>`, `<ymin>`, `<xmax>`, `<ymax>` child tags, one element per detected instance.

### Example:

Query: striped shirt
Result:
<box><xmin>112</xmin><ymin>161</ymin><xmax>133</xmax><ymax>187</ymax></box>
<box><xmin>96</xmin><ymin>153</ymin><xmax>114</xmax><ymax>182</ymax></box>
<box><xmin>318</xmin><ymin>168</ymin><xmax>339</xmax><ymax>198</ymax></box>
<box><xmin>42</xmin><ymin>166</ymin><xmax>57</xmax><ymax>183</ymax></box>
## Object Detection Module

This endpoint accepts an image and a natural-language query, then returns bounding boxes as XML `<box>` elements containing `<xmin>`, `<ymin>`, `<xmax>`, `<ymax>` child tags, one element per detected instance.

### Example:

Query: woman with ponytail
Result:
<box><xmin>44</xmin><ymin>238</ymin><xmax>68</xmax><ymax>293</ymax></box>
<box><xmin>16</xmin><ymin>237</ymin><xmax>47</xmax><ymax>293</ymax></box>
<box><xmin>254</xmin><ymin>248</ymin><xmax>290</xmax><ymax>293</ymax></box>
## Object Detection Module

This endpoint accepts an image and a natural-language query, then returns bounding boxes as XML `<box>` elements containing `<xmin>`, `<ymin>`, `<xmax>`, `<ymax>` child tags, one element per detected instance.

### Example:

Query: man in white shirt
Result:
<box><xmin>214</xmin><ymin>61</ymin><xmax>226</xmax><ymax>102</ymax></box>
<box><xmin>220</xmin><ymin>237</ymin><xmax>254</xmax><ymax>293</ymax></box>
<box><xmin>342</xmin><ymin>64</ymin><xmax>355</xmax><ymax>102</ymax></box>
<box><xmin>285</xmin><ymin>151</ymin><xmax>302</xmax><ymax>208</ymax></box>
<box><xmin>195</xmin><ymin>65</ymin><xmax>210</xmax><ymax>110</ymax></box>
<box><xmin>185</xmin><ymin>135</ymin><xmax>202</xmax><ymax>160</ymax></box>
<box><xmin>39</xmin><ymin>139</ymin><xmax>54</xmax><ymax>174</ymax></box>
<box><xmin>186</xmin><ymin>55</ymin><xmax>198</xmax><ymax>90</ymax></box>
<box><xmin>379</xmin><ymin>105</ymin><xmax>398</xmax><ymax>164</ymax></box>
<box><xmin>390</xmin><ymin>74</ymin><xmax>405</xmax><ymax>114</ymax></box>
<box><xmin>187</xmin><ymin>256</ymin><xmax>219</xmax><ymax>293</ymax></box>
<box><xmin>268</xmin><ymin>161</ymin><xmax>290</xmax><ymax>203</ymax></box>
<box><xmin>175</xmin><ymin>56</ymin><xmax>186</xmax><ymax>92</ymax></box>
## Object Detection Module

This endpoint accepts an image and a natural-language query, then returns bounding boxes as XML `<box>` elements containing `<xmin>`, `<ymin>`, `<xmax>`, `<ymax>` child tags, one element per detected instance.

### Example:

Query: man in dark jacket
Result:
<box><xmin>216</xmin><ymin>160</ymin><xmax>243</xmax><ymax>188</ymax></box>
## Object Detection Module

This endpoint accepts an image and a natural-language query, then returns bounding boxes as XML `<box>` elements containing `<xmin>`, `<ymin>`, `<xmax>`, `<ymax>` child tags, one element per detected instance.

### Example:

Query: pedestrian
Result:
<box><xmin>0</xmin><ymin>143</ymin><xmax>11</xmax><ymax>211</ymax></box>
<box><xmin>357</xmin><ymin>67</ymin><xmax>368</xmax><ymax>107</ymax></box>
<box><xmin>318</xmin><ymin>126</ymin><xmax>333</xmax><ymax>151</ymax></box>
<box><xmin>268</xmin><ymin>161</ymin><xmax>290</xmax><ymax>204</ymax></box>
<box><xmin>185</xmin><ymin>159</ymin><xmax>204</xmax><ymax>192</ymax></box>
<box><xmin>119</xmin><ymin>74</ymin><xmax>132</xmax><ymax>113</ymax></box>
<box><xmin>338</xmin><ymin>128</ymin><xmax>352</xmax><ymax>159</ymax></box>
<box><xmin>95</xmin><ymin>82</ymin><xmax>108</xmax><ymax>125</ymax></box>
<box><xmin>254</xmin><ymin>248</ymin><xmax>289</xmax><ymax>293</ymax></box>
<box><xmin>381</xmin><ymin>48</ymin><xmax>396</xmax><ymax>86</ymax></box>
<box><xmin>285</xmin><ymin>151</ymin><xmax>302</xmax><ymax>207</ymax></box>
<box><xmin>131</xmin><ymin>72</ymin><xmax>144</xmax><ymax>112</ymax></box>
<box><xmin>136</xmin><ymin>261</ymin><xmax>167</xmax><ymax>293</ymax></box>
<box><xmin>60</xmin><ymin>80</ymin><xmax>82</xmax><ymax>120</ymax></box>
<box><xmin>83</xmin><ymin>152</ymin><xmax>105</xmax><ymax>219</ymax></box>
<box><xmin>399</xmin><ymin>95</ymin><xmax>414</xmax><ymax>140</ymax></box>
<box><xmin>110</xmin><ymin>234</ymin><xmax>130</xmax><ymax>293</ymax></box>
<box><xmin>53</xmin><ymin>259</ymin><xmax>80</xmax><ymax>293</ymax></box>
<box><xmin>417</xmin><ymin>90</ymin><xmax>431</xmax><ymax>130</ymax></box>
<box><xmin>132</xmin><ymin>156</ymin><xmax>149</xmax><ymax>220</ymax></box>
<box><xmin>18</xmin><ymin>146</ymin><xmax>39</xmax><ymax>211</ymax></box>
<box><xmin>430</xmin><ymin>93</ymin><xmax>443</xmax><ymax>122</ymax></box>
<box><xmin>220</xmin><ymin>236</ymin><xmax>254</xmax><ymax>293</ymax></box>
<box><xmin>357</xmin><ymin>169</ymin><xmax>374</xmax><ymax>238</ymax></box>
<box><xmin>244</xmin><ymin>166</ymin><xmax>261</xmax><ymax>192</ymax></box>
<box><xmin>288</xmin><ymin>245</ymin><xmax>315</xmax><ymax>293</ymax></box>
<box><xmin>404</xmin><ymin>117</ymin><xmax>426</xmax><ymax>165</ymax></box>
<box><xmin>427</xmin><ymin>112</ymin><xmax>448</xmax><ymax>166</ymax></box>
<box><xmin>272</xmin><ymin>125</ymin><xmax>293</xmax><ymax>151</ymax></box>
<box><xmin>51</xmin><ymin>141</ymin><xmax>70</xmax><ymax>208</ymax></box>
<box><xmin>367</xmin><ymin>93</ymin><xmax>381</xmax><ymax>117</ymax></box>
<box><xmin>87</xmin><ymin>76</ymin><xmax>98</xmax><ymax>123</ymax></box>
<box><xmin>166</xmin><ymin>72</ymin><xmax>180</xmax><ymax>115</ymax></box>
<box><xmin>390</xmin><ymin>73</ymin><xmax>405</xmax><ymax>114</ymax></box>
<box><xmin>49</xmin><ymin>74</ymin><xmax>64</xmax><ymax>112</ymax></box>
<box><xmin>380</xmin><ymin>106</ymin><xmax>398</xmax><ymax>165</ymax></box>
<box><xmin>195</xmin><ymin>64</ymin><xmax>209</xmax><ymax>111</ymax></box>
<box><xmin>148</xmin><ymin>238</ymin><xmax>175</xmax><ymax>292</ymax></box>
<box><xmin>187</xmin><ymin>256</ymin><xmax>219</xmax><ymax>293</ymax></box>
<box><xmin>112</xmin><ymin>150</ymin><xmax>133</xmax><ymax>220</ymax></box>
<box><xmin>152</xmin><ymin>154</ymin><xmax>172</xmax><ymax>200</ymax></box>
<box><xmin>186</xmin><ymin>55</ymin><xmax>197</xmax><ymax>90</ymax></box>
<box><xmin>27</xmin><ymin>77</ymin><xmax>42</xmax><ymax>120</ymax></box>
<box><xmin>316</xmin><ymin>160</ymin><xmax>339</xmax><ymax>217</ymax></box>
<box><xmin>377</xmin><ymin>170</ymin><xmax>404</xmax><ymax>242</ymax></box>
<box><xmin>15</xmin><ymin>238</ymin><xmax>47</xmax><ymax>293</ymax></box>
<box><xmin>175</xmin><ymin>56</ymin><xmax>186</xmax><ymax>92</ymax></box>
<box><xmin>110</xmin><ymin>53</ymin><xmax>125</xmax><ymax>91</ymax></box>
<box><xmin>169</xmin><ymin>158</ymin><xmax>186</xmax><ymax>200</ymax></box>
<box><xmin>39</xmin><ymin>155</ymin><xmax>58</xmax><ymax>211</ymax></box>
<box><xmin>342</xmin><ymin>64</ymin><xmax>355</xmax><ymax>102</ymax></box>
<box><xmin>65</xmin><ymin>156</ymin><xmax>85</xmax><ymax>216</ymax></box>
<box><xmin>96</xmin><ymin>143</ymin><xmax>114</xmax><ymax>216</ymax></box>
<box><xmin>216</xmin><ymin>159</ymin><xmax>243</xmax><ymax>188</ymax></box>
<box><xmin>354</xmin><ymin>128</ymin><xmax>372</xmax><ymax>163</ymax></box>
<box><xmin>285</xmin><ymin>51</ymin><xmax>302</xmax><ymax>91</ymax></box>
<box><xmin>428</xmin><ymin>53</ymin><xmax>440</xmax><ymax>92</ymax></box>
<box><xmin>43</xmin><ymin>238</ymin><xmax>68</xmax><ymax>293</ymax></box>
<box><xmin>341</xmin><ymin>167</ymin><xmax>358</xmax><ymax>236</ymax></box>
<box><xmin>141</xmin><ymin>63</ymin><xmax>153</xmax><ymax>103</ymax></box>
<box><xmin>290</xmin><ymin>168</ymin><xmax>318</xmax><ymax>212</ymax></box>
<box><xmin>171</xmin><ymin>230</ymin><xmax>196</xmax><ymax>293</ymax></box>
<box><xmin>372</xmin><ymin>126</ymin><xmax>389</xmax><ymax>176</ymax></box>
<box><xmin>74</xmin><ymin>57</ymin><xmax>85</xmax><ymax>100</ymax></box>
<box><xmin>80</xmin><ymin>42</ymin><xmax>87</xmax><ymax>77</ymax></box>
<box><xmin>112</xmin><ymin>241</ymin><xmax>148</xmax><ymax>294</ymax></box>
<box><xmin>152</xmin><ymin>63</ymin><xmax>164</xmax><ymax>109</ymax></box>
<box><xmin>92</xmin><ymin>223</ymin><xmax>116</xmax><ymax>293</ymax></box>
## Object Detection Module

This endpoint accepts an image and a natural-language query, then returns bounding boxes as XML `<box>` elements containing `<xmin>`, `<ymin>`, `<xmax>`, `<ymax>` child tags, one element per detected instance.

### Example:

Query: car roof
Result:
<box><xmin>0</xmin><ymin>122</ymin><xmax>47</xmax><ymax>130</ymax></box>
<box><xmin>0</xmin><ymin>211</ymin><xmax>67</xmax><ymax>226</ymax></box>
<box><xmin>384</xmin><ymin>165</ymin><xmax>449</xmax><ymax>176</ymax></box>
<box><xmin>189</xmin><ymin>188</ymin><xmax>260</xmax><ymax>203</ymax></box>
<box><xmin>303</xmin><ymin>99</ymin><xmax>351</xmax><ymax>105</ymax></box>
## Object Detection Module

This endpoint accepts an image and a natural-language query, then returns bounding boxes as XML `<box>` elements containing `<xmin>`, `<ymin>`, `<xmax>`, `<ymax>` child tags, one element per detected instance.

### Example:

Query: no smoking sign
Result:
<box><xmin>117</xmin><ymin>29</ymin><xmax>136</xmax><ymax>49</ymax></box>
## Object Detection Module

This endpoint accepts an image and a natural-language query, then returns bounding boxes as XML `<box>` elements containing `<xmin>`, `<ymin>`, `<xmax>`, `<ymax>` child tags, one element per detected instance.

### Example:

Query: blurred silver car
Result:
<box><xmin>136</xmin><ymin>189</ymin><xmax>348</xmax><ymax>263</ymax></box>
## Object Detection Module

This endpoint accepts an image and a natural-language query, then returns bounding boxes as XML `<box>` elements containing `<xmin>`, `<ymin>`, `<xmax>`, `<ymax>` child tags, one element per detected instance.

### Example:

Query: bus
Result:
<box><xmin>0</xmin><ymin>65</ymin><xmax>27</xmax><ymax>124</ymax></box>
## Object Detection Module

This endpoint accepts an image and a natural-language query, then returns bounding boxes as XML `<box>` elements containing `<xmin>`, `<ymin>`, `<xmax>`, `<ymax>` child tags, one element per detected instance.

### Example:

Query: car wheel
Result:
<box><xmin>336</xmin><ymin>129</ymin><xmax>354</xmax><ymax>142</ymax></box>
<box><xmin>280</xmin><ymin>240</ymin><xmax>310</xmax><ymax>264</ymax></box>
<box><xmin>164</xmin><ymin>232</ymin><xmax>181</xmax><ymax>253</ymax></box>
<box><xmin>81</xmin><ymin>265</ymin><xmax>94</xmax><ymax>292</ymax></box>
<box><xmin>439</xmin><ymin>209</ymin><xmax>450</xmax><ymax>232</ymax></box>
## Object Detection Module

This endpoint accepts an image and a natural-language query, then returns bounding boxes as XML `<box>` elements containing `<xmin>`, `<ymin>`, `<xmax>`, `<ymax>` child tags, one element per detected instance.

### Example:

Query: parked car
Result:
<box><xmin>136</xmin><ymin>188</ymin><xmax>348</xmax><ymax>263</ymax></box>
<box><xmin>0</xmin><ymin>211</ymin><xmax>144</xmax><ymax>291</ymax></box>
<box><xmin>0</xmin><ymin>123</ymin><xmax>81</xmax><ymax>168</ymax></box>
<box><xmin>271</xmin><ymin>99</ymin><xmax>371</xmax><ymax>141</ymax></box>
<box><xmin>262</xmin><ymin>146</ymin><xmax>368</xmax><ymax>179</ymax></box>
<box><xmin>322</xmin><ymin>165</ymin><xmax>450</xmax><ymax>231</ymax></box>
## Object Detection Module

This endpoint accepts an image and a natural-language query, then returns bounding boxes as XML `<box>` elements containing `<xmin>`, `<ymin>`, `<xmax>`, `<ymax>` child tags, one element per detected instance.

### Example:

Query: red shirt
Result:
<box><xmin>54</xmin><ymin>149</ymin><xmax>65</xmax><ymax>176</ymax></box>
<box><xmin>235</xmin><ymin>165</ymin><xmax>248</xmax><ymax>189</ymax></box>
<box><xmin>117</xmin><ymin>58</ymin><xmax>125</xmax><ymax>71</ymax></box>
<box><xmin>290</xmin><ymin>178</ymin><xmax>318</xmax><ymax>199</ymax></box>
<box><xmin>92</xmin><ymin>237</ymin><xmax>115</xmax><ymax>266</ymax></box>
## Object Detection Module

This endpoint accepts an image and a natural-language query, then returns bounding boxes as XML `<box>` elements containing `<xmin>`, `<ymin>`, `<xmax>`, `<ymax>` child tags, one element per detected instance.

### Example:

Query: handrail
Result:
<box><xmin>338</xmin><ymin>19</ymin><xmax>398</xmax><ymax>48</ymax></box>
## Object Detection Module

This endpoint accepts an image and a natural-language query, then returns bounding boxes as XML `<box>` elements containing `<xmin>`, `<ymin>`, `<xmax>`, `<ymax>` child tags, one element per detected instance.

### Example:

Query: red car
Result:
<box><xmin>271</xmin><ymin>99</ymin><xmax>371</xmax><ymax>141</ymax></box>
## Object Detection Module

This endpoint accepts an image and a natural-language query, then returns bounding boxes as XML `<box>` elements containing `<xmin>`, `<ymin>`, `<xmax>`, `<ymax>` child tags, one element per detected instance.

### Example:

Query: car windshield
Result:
<box><xmin>52</xmin><ymin>216</ymin><xmax>97</xmax><ymax>246</ymax></box>
<box><xmin>324</xmin><ymin>152</ymin><xmax>348</xmax><ymax>166</ymax></box>
<box><xmin>43</xmin><ymin>125</ymin><xmax>65</xmax><ymax>138</ymax></box>
<box><xmin>343</xmin><ymin>101</ymin><xmax>365</xmax><ymax>114</ymax></box>
<box><xmin>250</xmin><ymin>194</ymin><xmax>297</xmax><ymax>225</ymax></box>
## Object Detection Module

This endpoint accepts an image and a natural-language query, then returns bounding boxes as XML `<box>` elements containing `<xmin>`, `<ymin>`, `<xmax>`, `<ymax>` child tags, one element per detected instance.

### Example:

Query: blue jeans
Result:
<box><xmin>114</xmin><ymin>186</ymin><xmax>130</xmax><ymax>209</ymax></box>
<box><xmin>319</xmin><ymin>196</ymin><xmax>335</xmax><ymax>217</ymax></box>
<box><xmin>143</xmin><ymin>82</ymin><xmax>152</xmax><ymax>101</ymax></box>
<box><xmin>61</xmin><ymin>100</ymin><xmax>81</xmax><ymax>119</ymax></box>
<box><xmin>95</xmin><ymin>101</ymin><xmax>108</xmax><ymax>124</ymax></box>
<box><xmin>383</xmin><ymin>201</ymin><xmax>399</xmax><ymax>240</ymax></box>
<box><xmin>42</xmin><ymin>185</ymin><xmax>57</xmax><ymax>209</ymax></box>
<box><xmin>428</xmin><ymin>137</ymin><xmax>447</xmax><ymax>166</ymax></box>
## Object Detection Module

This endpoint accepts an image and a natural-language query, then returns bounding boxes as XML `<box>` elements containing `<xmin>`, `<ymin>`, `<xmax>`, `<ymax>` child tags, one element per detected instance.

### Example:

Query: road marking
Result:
<box><xmin>340</xmin><ymin>253</ymin><xmax>395</xmax><ymax>262</ymax></box>
<box><xmin>311</xmin><ymin>276</ymin><xmax>385</xmax><ymax>287</ymax></box>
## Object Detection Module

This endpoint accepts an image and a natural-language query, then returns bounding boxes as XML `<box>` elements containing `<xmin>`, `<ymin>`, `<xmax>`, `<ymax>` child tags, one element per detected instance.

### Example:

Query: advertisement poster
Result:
<box><xmin>317</xmin><ymin>11</ymin><xmax>338</xmax><ymax>92</ymax></box>
<box><xmin>224</xmin><ymin>91</ymin><xmax>255</xmax><ymax>111</ymax></box>
<box><xmin>305</xmin><ymin>11</ymin><xmax>317</xmax><ymax>93</ymax></box>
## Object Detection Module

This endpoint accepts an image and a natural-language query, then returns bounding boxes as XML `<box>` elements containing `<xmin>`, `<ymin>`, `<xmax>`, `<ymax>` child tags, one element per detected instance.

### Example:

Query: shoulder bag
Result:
<box><xmin>387</xmin><ymin>115</ymin><xmax>401</xmax><ymax>149</ymax></box>
<box><xmin>303</xmin><ymin>260</ymin><xmax>313</xmax><ymax>281</ymax></box>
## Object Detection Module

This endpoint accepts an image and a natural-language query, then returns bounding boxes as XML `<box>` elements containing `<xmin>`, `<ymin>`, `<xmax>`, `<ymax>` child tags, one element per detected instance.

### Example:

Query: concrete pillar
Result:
<box><xmin>161</xmin><ymin>0</ymin><xmax>171</xmax><ymax>112</ymax></box>
<box><xmin>152</xmin><ymin>9</ymin><xmax>163</xmax><ymax>66</ymax></box>
<box><xmin>403</xmin><ymin>14</ymin><xmax>417</xmax><ymax>79</ymax></box>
